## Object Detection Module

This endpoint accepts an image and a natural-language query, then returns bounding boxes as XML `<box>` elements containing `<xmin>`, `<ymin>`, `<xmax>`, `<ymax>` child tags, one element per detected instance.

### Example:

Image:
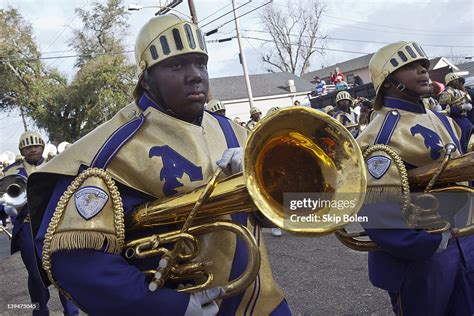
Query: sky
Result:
<box><xmin>1</xmin><ymin>0</ymin><xmax>473</xmax><ymax>154</ymax></box>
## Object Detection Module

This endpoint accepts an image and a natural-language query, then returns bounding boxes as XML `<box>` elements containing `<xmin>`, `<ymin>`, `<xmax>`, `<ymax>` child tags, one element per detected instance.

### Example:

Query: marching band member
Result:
<box><xmin>357</xmin><ymin>41</ymin><xmax>474</xmax><ymax>315</ymax></box>
<box><xmin>246</xmin><ymin>107</ymin><xmax>262</xmax><ymax>130</ymax></box>
<box><xmin>438</xmin><ymin>72</ymin><xmax>473</xmax><ymax>152</ymax></box>
<box><xmin>208</xmin><ymin>99</ymin><xmax>226</xmax><ymax>117</ymax></box>
<box><xmin>421</xmin><ymin>81</ymin><xmax>444</xmax><ymax>112</ymax></box>
<box><xmin>358</xmin><ymin>99</ymin><xmax>375</xmax><ymax>130</ymax></box>
<box><xmin>333</xmin><ymin>91</ymin><xmax>360</xmax><ymax>137</ymax></box>
<box><xmin>266</xmin><ymin>106</ymin><xmax>281</xmax><ymax>116</ymax></box>
<box><xmin>0</xmin><ymin>131</ymin><xmax>78</xmax><ymax>316</ymax></box>
<box><xmin>28</xmin><ymin>14</ymin><xmax>291</xmax><ymax>316</ymax></box>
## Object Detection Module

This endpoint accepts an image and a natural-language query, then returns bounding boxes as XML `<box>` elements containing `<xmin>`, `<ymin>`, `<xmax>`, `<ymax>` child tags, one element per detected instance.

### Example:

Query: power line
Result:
<box><xmin>2</xmin><ymin>49</ymin><xmax>78</xmax><ymax>60</ymax></box>
<box><xmin>199</xmin><ymin>3</ymin><xmax>232</xmax><ymax>23</ymax></box>
<box><xmin>199</xmin><ymin>1</ymin><xmax>239</xmax><ymax>27</ymax></box>
<box><xmin>241</xmin><ymin>28</ymin><xmax>474</xmax><ymax>49</ymax></box>
<box><xmin>321</xmin><ymin>14</ymin><xmax>472</xmax><ymax>35</ymax></box>
<box><xmin>203</xmin><ymin>1</ymin><xmax>272</xmax><ymax>33</ymax></box>
<box><xmin>43</xmin><ymin>0</ymin><xmax>89</xmax><ymax>52</ymax></box>
<box><xmin>323</xmin><ymin>21</ymin><xmax>471</xmax><ymax>37</ymax></box>
<box><xmin>0</xmin><ymin>50</ymin><xmax>134</xmax><ymax>63</ymax></box>
<box><xmin>200</xmin><ymin>2</ymin><xmax>250</xmax><ymax>28</ymax></box>
<box><xmin>0</xmin><ymin>114</ymin><xmax>20</xmax><ymax>121</ymax></box>
<box><xmin>0</xmin><ymin>118</ymin><xmax>25</xmax><ymax>130</ymax></box>
<box><xmin>269</xmin><ymin>0</ymin><xmax>472</xmax><ymax>36</ymax></box>
<box><xmin>239</xmin><ymin>36</ymin><xmax>371</xmax><ymax>54</ymax></box>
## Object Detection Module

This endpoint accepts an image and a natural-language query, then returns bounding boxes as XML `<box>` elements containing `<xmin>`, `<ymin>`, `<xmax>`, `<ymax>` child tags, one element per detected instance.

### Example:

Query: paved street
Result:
<box><xmin>0</xmin><ymin>226</ymin><xmax>392</xmax><ymax>315</ymax></box>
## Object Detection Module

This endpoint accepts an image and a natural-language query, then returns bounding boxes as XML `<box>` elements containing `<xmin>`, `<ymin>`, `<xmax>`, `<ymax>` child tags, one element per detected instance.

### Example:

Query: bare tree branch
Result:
<box><xmin>259</xmin><ymin>0</ymin><xmax>326</xmax><ymax>76</ymax></box>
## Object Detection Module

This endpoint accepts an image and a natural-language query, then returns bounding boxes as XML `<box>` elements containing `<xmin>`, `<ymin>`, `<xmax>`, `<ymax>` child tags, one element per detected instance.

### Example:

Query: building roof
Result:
<box><xmin>456</xmin><ymin>61</ymin><xmax>474</xmax><ymax>74</ymax></box>
<box><xmin>301</xmin><ymin>54</ymin><xmax>457</xmax><ymax>83</ymax></box>
<box><xmin>301</xmin><ymin>53</ymin><xmax>374</xmax><ymax>82</ymax></box>
<box><xmin>428</xmin><ymin>57</ymin><xmax>459</xmax><ymax>71</ymax></box>
<box><xmin>209</xmin><ymin>72</ymin><xmax>314</xmax><ymax>101</ymax></box>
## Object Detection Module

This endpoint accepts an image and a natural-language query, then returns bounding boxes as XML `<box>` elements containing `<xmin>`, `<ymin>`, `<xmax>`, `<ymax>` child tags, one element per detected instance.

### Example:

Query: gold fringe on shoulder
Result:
<box><xmin>49</xmin><ymin>231</ymin><xmax>122</xmax><ymax>254</ymax></box>
<box><xmin>365</xmin><ymin>186</ymin><xmax>402</xmax><ymax>204</ymax></box>
<box><xmin>42</xmin><ymin>168</ymin><xmax>125</xmax><ymax>293</ymax></box>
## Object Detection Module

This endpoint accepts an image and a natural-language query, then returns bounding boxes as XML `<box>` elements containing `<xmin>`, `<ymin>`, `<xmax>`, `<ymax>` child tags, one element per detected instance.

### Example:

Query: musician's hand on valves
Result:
<box><xmin>461</xmin><ymin>102</ymin><xmax>472</xmax><ymax>111</ymax></box>
<box><xmin>184</xmin><ymin>287</ymin><xmax>224</xmax><ymax>316</ymax></box>
<box><xmin>3</xmin><ymin>204</ymin><xmax>17</xmax><ymax>217</ymax></box>
<box><xmin>216</xmin><ymin>148</ymin><xmax>243</xmax><ymax>176</ymax></box>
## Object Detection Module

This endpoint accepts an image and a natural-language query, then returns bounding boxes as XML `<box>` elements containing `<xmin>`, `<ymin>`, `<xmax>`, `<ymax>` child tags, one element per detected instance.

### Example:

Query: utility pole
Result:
<box><xmin>188</xmin><ymin>0</ymin><xmax>198</xmax><ymax>23</ymax></box>
<box><xmin>232</xmin><ymin>0</ymin><xmax>255</xmax><ymax>109</ymax></box>
<box><xmin>19</xmin><ymin>106</ymin><xmax>28</xmax><ymax>131</ymax></box>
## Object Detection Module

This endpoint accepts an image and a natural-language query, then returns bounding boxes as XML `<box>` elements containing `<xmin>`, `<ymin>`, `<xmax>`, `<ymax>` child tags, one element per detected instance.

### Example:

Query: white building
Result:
<box><xmin>209</xmin><ymin>72</ymin><xmax>315</xmax><ymax>122</ymax></box>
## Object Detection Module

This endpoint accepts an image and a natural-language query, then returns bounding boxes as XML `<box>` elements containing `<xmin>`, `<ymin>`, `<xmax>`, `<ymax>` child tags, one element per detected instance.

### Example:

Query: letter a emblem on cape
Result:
<box><xmin>75</xmin><ymin>186</ymin><xmax>109</xmax><ymax>220</ymax></box>
<box><xmin>149</xmin><ymin>145</ymin><xmax>203</xmax><ymax>196</ymax></box>
<box><xmin>410</xmin><ymin>124</ymin><xmax>443</xmax><ymax>160</ymax></box>
<box><xmin>367</xmin><ymin>156</ymin><xmax>391</xmax><ymax>179</ymax></box>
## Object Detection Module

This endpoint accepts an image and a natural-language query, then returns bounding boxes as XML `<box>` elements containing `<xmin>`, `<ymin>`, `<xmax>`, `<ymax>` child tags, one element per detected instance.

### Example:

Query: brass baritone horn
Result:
<box><xmin>124</xmin><ymin>107</ymin><xmax>367</xmax><ymax>297</ymax></box>
<box><xmin>336</xmin><ymin>144</ymin><xmax>474</xmax><ymax>252</ymax></box>
<box><xmin>408</xmin><ymin>149</ymin><xmax>474</xmax><ymax>238</ymax></box>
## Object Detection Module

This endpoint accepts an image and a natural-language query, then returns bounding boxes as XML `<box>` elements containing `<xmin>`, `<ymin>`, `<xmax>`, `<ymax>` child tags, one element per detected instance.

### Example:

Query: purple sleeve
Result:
<box><xmin>51</xmin><ymin>250</ymin><xmax>189</xmax><ymax>315</ymax></box>
<box><xmin>361</xmin><ymin>203</ymin><xmax>442</xmax><ymax>261</ymax></box>
<box><xmin>37</xmin><ymin>175</ymin><xmax>190</xmax><ymax>315</ymax></box>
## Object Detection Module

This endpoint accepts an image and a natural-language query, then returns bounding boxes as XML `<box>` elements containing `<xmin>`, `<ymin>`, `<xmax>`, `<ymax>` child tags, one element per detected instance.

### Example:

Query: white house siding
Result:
<box><xmin>221</xmin><ymin>92</ymin><xmax>311</xmax><ymax>122</ymax></box>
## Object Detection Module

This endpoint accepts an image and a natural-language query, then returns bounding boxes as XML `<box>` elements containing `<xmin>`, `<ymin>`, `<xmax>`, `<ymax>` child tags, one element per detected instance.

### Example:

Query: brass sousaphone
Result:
<box><xmin>123</xmin><ymin>107</ymin><xmax>367</xmax><ymax>297</ymax></box>
<box><xmin>0</xmin><ymin>174</ymin><xmax>27</xmax><ymax>239</ymax></box>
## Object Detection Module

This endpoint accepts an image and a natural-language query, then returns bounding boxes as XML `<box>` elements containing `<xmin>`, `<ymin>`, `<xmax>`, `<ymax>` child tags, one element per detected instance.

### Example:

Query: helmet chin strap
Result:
<box><xmin>144</xmin><ymin>91</ymin><xmax>182</xmax><ymax>119</ymax></box>
<box><xmin>385</xmin><ymin>75</ymin><xmax>430</xmax><ymax>100</ymax></box>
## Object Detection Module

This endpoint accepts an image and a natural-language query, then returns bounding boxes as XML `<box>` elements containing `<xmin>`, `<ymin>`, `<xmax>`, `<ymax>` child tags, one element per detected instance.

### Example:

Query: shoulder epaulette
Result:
<box><xmin>2</xmin><ymin>159</ymin><xmax>23</xmax><ymax>173</ymax></box>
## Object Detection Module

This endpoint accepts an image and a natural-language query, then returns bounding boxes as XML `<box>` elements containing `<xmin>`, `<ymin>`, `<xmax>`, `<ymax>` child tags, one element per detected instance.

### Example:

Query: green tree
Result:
<box><xmin>0</xmin><ymin>8</ymin><xmax>64</xmax><ymax>130</ymax></box>
<box><xmin>60</xmin><ymin>0</ymin><xmax>135</xmax><ymax>140</ymax></box>
<box><xmin>2</xmin><ymin>1</ymin><xmax>137</xmax><ymax>143</ymax></box>
<box><xmin>32</xmin><ymin>0</ymin><xmax>135</xmax><ymax>142</ymax></box>
<box><xmin>70</xmin><ymin>0</ymin><xmax>130</xmax><ymax>67</ymax></box>
<box><xmin>65</xmin><ymin>53</ymin><xmax>135</xmax><ymax>140</ymax></box>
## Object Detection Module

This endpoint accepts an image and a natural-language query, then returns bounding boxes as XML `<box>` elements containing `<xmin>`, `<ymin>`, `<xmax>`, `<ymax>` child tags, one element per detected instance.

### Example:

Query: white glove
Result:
<box><xmin>216</xmin><ymin>148</ymin><xmax>243</xmax><ymax>176</ymax></box>
<box><xmin>184</xmin><ymin>287</ymin><xmax>224</xmax><ymax>316</ymax></box>
<box><xmin>3</xmin><ymin>204</ymin><xmax>17</xmax><ymax>217</ymax></box>
<box><xmin>433</xmin><ymin>104</ymin><xmax>442</xmax><ymax>112</ymax></box>
<box><xmin>461</xmin><ymin>103</ymin><xmax>472</xmax><ymax>111</ymax></box>
<box><xmin>436</xmin><ymin>231</ymin><xmax>451</xmax><ymax>253</ymax></box>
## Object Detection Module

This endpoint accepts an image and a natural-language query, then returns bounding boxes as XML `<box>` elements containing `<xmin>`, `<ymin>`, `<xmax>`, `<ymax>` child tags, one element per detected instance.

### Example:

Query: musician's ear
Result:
<box><xmin>141</xmin><ymin>70</ymin><xmax>150</xmax><ymax>91</ymax></box>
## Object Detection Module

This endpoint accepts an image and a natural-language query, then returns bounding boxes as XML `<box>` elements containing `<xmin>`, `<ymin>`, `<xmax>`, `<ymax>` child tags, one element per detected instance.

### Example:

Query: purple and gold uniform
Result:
<box><xmin>438</xmin><ymin>79</ymin><xmax>473</xmax><ymax>153</ymax></box>
<box><xmin>357</xmin><ymin>41</ymin><xmax>474</xmax><ymax>315</ymax></box>
<box><xmin>28</xmin><ymin>94</ymin><xmax>290</xmax><ymax>315</ymax></box>
<box><xmin>333</xmin><ymin>109</ymin><xmax>358</xmax><ymax>130</ymax></box>
<box><xmin>3</xmin><ymin>157</ymin><xmax>44</xmax><ymax>254</ymax></box>
<box><xmin>358</xmin><ymin>97</ymin><xmax>474</xmax><ymax>315</ymax></box>
<box><xmin>333</xmin><ymin>91</ymin><xmax>359</xmax><ymax>137</ymax></box>
<box><xmin>2</xmin><ymin>149</ymin><xmax>78</xmax><ymax>316</ymax></box>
